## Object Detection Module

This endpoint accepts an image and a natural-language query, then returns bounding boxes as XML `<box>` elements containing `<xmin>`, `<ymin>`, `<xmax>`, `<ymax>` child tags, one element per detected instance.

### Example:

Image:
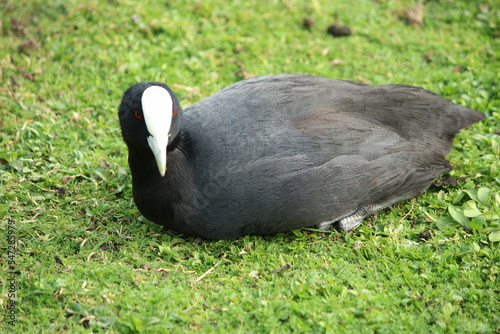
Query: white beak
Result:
<box><xmin>141</xmin><ymin>86</ymin><xmax>173</xmax><ymax>177</ymax></box>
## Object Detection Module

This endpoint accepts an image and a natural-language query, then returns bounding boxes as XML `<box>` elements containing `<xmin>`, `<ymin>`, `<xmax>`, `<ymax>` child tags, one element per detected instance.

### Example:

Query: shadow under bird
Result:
<box><xmin>118</xmin><ymin>74</ymin><xmax>484</xmax><ymax>240</ymax></box>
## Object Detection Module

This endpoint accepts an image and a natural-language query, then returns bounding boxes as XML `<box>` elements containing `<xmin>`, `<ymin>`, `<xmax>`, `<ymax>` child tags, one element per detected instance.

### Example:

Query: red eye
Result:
<box><xmin>172</xmin><ymin>109</ymin><xmax>178</xmax><ymax>117</ymax></box>
<box><xmin>134</xmin><ymin>111</ymin><xmax>142</xmax><ymax>119</ymax></box>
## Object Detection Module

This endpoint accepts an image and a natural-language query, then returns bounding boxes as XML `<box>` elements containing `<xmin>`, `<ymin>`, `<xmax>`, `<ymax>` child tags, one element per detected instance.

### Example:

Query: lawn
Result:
<box><xmin>1</xmin><ymin>0</ymin><xmax>499</xmax><ymax>332</ymax></box>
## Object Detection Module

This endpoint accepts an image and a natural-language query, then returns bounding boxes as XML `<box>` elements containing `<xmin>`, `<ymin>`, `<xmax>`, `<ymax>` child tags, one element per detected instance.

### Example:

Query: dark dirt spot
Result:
<box><xmin>462</xmin><ymin>225</ymin><xmax>473</xmax><ymax>234</ymax></box>
<box><xmin>55</xmin><ymin>187</ymin><xmax>66</xmax><ymax>197</ymax></box>
<box><xmin>417</xmin><ymin>228</ymin><xmax>433</xmax><ymax>241</ymax></box>
<box><xmin>302</xmin><ymin>16</ymin><xmax>314</xmax><ymax>29</ymax></box>
<box><xmin>18</xmin><ymin>39</ymin><xmax>38</xmax><ymax>55</ymax></box>
<box><xmin>433</xmin><ymin>175</ymin><xmax>465</xmax><ymax>188</ymax></box>
<box><xmin>22</xmin><ymin>71</ymin><xmax>39</xmax><ymax>81</ymax></box>
<box><xmin>273</xmin><ymin>263</ymin><xmax>292</xmax><ymax>273</ymax></box>
<box><xmin>54</xmin><ymin>255</ymin><xmax>64</xmax><ymax>266</ymax></box>
<box><xmin>327</xmin><ymin>23</ymin><xmax>352</xmax><ymax>37</ymax></box>
<box><xmin>98</xmin><ymin>241</ymin><xmax>120</xmax><ymax>252</ymax></box>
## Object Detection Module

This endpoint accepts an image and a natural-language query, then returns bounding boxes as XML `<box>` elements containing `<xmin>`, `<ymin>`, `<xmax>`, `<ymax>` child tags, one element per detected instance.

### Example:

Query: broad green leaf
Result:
<box><xmin>10</xmin><ymin>160</ymin><xmax>23</xmax><ymax>171</ymax></box>
<box><xmin>442</xmin><ymin>302</ymin><xmax>455</xmax><ymax>318</ymax></box>
<box><xmin>477</xmin><ymin>187</ymin><xmax>492</xmax><ymax>206</ymax></box>
<box><xmin>465</xmin><ymin>200</ymin><xmax>477</xmax><ymax>209</ymax></box>
<box><xmin>482</xmin><ymin>211</ymin><xmax>500</xmax><ymax>220</ymax></box>
<box><xmin>489</xmin><ymin>230</ymin><xmax>500</xmax><ymax>242</ymax></box>
<box><xmin>94</xmin><ymin>169</ymin><xmax>109</xmax><ymax>182</ymax></box>
<box><xmin>436</xmin><ymin>216</ymin><xmax>460</xmax><ymax>230</ymax></box>
<box><xmin>463</xmin><ymin>207</ymin><xmax>482</xmax><ymax>217</ymax></box>
<box><xmin>451</xmin><ymin>190</ymin><xmax>466</xmax><ymax>205</ymax></box>
<box><xmin>470</xmin><ymin>216</ymin><xmax>486</xmax><ymax>231</ymax></box>
<box><xmin>66</xmin><ymin>303</ymin><xmax>89</xmax><ymax>316</ymax></box>
<box><xmin>448</xmin><ymin>205</ymin><xmax>470</xmax><ymax>226</ymax></box>
<box><xmin>464</xmin><ymin>189</ymin><xmax>479</xmax><ymax>202</ymax></box>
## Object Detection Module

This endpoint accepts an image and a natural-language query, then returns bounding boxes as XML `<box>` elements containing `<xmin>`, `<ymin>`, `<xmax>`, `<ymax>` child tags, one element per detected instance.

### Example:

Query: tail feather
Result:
<box><xmin>444</xmin><ymin>103</ymin><xmax>485</xmax><ymax>133</ymax></box>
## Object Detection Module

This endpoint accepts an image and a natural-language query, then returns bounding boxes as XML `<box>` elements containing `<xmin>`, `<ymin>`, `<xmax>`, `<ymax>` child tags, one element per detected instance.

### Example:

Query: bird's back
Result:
<box><xmin>184</xmin><ymin>74</ymin><xmax>483</xmax><ymax>163</ymax></box>
<box><xmin>163</xmin><ymin>75</ymin><xmax>484</xmax><ymax>238</ymax></box>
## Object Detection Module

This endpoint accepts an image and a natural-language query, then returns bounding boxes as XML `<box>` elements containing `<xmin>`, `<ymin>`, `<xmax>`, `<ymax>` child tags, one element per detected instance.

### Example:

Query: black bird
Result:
<box><xmin>118</xmin><ymin>74</ymin><xmax>483</xmax><ymax>239</ymax></box>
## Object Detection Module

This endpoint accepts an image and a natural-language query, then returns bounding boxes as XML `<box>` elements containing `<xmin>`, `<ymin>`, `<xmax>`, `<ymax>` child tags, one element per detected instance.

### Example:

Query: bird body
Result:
<box><xmin>118</xmin><ymin>74</ymin><xmax>483</xmax><ymax>239</ymax></box>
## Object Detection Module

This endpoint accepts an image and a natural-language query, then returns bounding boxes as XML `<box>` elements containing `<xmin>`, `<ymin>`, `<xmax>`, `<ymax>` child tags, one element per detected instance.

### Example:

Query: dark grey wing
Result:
<box><xmin>191</xmin><ymin>74</ymin><xmax>483</xmax><ymax>156</ymax></box>
<box><xmin>326</xmin><ymin>83</ymin><xmax>485</xmax><ymax>156</ymax></box>
<box><xmin>282</xmin><ymin>111</ymin><xmax>453</xmax><ymax>228</ymax></box>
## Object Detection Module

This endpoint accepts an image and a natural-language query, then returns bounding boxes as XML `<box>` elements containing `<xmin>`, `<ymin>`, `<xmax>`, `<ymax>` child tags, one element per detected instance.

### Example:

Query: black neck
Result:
<box><xmin>128</xmin><ymin>131</ymin><xmax>193</xmax><ymax>197</ymax></box>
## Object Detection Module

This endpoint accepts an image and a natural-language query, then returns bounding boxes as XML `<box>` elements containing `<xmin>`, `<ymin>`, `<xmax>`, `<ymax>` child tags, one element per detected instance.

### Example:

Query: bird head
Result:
<box><xmin>118</xmin><ymin>82</ymin><xmax>182</xmax><ymax>177</ymax></box>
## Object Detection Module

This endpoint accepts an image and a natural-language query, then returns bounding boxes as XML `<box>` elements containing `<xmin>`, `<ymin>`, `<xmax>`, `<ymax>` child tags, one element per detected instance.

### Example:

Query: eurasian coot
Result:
<box><xmin>118</xmin><ymin>75</ymin><xmax>483</xmax><ymax>239</ymax></box>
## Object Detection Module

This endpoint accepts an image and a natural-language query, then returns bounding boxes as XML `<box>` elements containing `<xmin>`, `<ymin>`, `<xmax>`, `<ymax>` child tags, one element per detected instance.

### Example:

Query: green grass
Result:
<box><xmin>1</xmin><ymin>0</ymin><xmax>499</xmax><ymax>332</ymax></box>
